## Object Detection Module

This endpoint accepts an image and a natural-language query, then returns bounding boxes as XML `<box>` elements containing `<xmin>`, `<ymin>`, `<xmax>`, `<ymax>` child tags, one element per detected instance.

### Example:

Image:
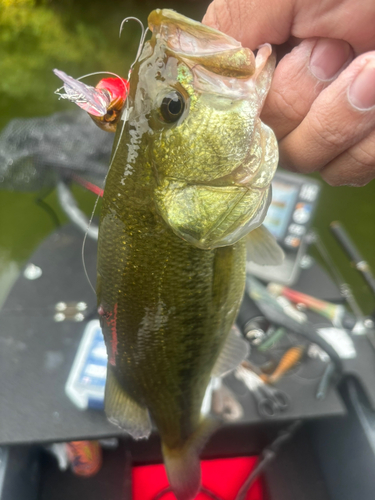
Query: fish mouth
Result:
<box><xmin>147</xmin><ymin>10</ymin><xmax>275</xmax><ymax>101</ymax></box>
<box><xmin>148</xmin><ymin>9</ymin><xmax>256</xmax><ymax>79</ymax></box>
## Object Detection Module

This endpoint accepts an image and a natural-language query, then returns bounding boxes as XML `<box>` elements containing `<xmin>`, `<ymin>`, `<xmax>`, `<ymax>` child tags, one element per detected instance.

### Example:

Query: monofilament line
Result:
<box><xmin>82</xmin><ymin>192</ymin><xmax>101</xmax><ymax>295</ymax></box>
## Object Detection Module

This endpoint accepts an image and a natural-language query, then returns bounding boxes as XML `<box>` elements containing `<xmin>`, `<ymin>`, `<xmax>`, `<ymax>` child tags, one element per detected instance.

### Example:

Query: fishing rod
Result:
<box><xmin>330</xmin><ymin>221</ymin><xmax>375</xmax><ymax>298</ymax></box>
<box><xmin>309</xmin><ymin>228</ymin><xmax>375</xmax><ymax>351</ymax></box>
<box><xmin>307</xmin><ymin>229</ymin><xmax>365</xmax><ymax>322</ymax></box>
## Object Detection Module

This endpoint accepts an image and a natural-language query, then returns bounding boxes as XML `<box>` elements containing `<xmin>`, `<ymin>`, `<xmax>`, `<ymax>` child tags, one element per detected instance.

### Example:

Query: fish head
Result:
<box><xmin>124</xmin><ymin>9</ymin><xmax>278</xmax><ymax>249</ymax></box>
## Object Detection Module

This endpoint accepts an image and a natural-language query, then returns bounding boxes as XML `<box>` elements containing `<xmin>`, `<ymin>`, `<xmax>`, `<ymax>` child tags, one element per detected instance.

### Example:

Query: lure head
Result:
<box><xmin>92</xmin><ymin>77</ymin><xmax>129</xmax><ymax>132</ymax></box>
<box><xmin>121</xmin><ymin>9</ymin><xmax>278</xmax><ymax>249</ymax></box>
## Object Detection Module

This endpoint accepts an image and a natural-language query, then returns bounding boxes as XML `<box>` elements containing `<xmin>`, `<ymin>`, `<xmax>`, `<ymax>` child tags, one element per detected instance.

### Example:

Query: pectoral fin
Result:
<box><xmin>105</xmin><ymin>366</ymin><xmax>151</xmax><ymax>440</ymax></box>
<box><xmin>212</xmin><ymin>325</ymin><xmax>250</xmax><ymax>378</ymax></box>
<box><xmin>246</xmin><ymin>224</ymin><xmax>284</xmax><ymax>266</ymax></box>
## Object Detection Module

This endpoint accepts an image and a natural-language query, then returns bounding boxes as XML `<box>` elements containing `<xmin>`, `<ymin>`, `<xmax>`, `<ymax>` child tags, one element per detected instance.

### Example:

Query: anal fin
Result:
<box><xmin>211</xmin><ymin>325</ymin><xmax>250</xmax><ymax>378</ymax></box>
<box><xmin>105</xmin><ymin>366</ymin><xmax>151</xmax><ymax>440</ymax></box>
<box><xmin>246</xmin><ymin>224</ymin><xmax>284</xmax><ymax>266</ymax></box>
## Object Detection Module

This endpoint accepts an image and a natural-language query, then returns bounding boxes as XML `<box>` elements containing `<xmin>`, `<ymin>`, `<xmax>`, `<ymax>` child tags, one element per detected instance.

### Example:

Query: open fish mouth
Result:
<box><xmin>148</xmin><ymin>9</ymin><xmax>256</xmax><ymax>79</ymax></box>
<box><xmin>148</xmin><ymin>9</ymin><xmax>270</xmax><ymax>102</ymax></box>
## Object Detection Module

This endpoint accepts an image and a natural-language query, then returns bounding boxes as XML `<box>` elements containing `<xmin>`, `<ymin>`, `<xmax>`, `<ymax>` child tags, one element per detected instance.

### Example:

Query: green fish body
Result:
<box><xmin>97</xmin><ymin>10</ymin><xmax>280</xmax><ymax>500</ymax></box>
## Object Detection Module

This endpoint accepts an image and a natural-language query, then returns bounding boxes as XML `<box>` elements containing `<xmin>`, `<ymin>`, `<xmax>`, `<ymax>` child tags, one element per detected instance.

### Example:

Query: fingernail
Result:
<box><xmin>348</xmin><ymin>60</ymin><xmax>375</xmax><ymax>110</ymax></box>
<box><xmin>310</xmin><ymin>38</ymin><xmax>353</xmax><ymax>81</ymax></box>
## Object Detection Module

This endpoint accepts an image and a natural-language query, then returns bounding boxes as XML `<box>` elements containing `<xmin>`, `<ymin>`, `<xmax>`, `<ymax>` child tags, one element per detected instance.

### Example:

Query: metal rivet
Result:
<box><xmin>53</xmin><ymin>411</ymin><xmax>61</xmax><ymax>422</ymax></box>
<box><xmin>364</xmin><ymin>318</ymin><xmax>374</xmax><ymax>329</ymax></box>
<box><xmin>24</xmin><ymin>263</ymin><xmax>42</xmax><ymax>280</ymax></box>
<box><xmin>300</xmin><ymin>255</ymin><xmax>314</xmax><ymax>269</ymax></box>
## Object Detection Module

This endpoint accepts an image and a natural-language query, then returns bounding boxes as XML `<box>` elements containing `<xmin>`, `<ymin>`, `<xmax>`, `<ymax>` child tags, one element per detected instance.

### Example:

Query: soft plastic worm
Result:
<box><xmin>261</xmin><ymin>346</ymin><xmax>305</xmax><ymax>384</ymax></box>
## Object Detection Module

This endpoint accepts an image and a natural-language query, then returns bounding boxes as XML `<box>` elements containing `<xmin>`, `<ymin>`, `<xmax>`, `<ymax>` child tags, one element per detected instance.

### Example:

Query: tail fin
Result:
<box><xmin>162</xmin><ymin>444</ymin><xmax>201</xmax><ymax>500</ymax></box>
<box><xmin>162</xmin><ymin>419</ymin><xmax>220</xmax><ymax>500</ymax></box>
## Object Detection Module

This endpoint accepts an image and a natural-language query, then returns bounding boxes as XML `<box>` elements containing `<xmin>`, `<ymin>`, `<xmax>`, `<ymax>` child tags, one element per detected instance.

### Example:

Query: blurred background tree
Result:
<box><xmin>0</xmin><ymin>0</ymin><xmax>210</xmax><ymax>127</ymax></box>
<box><xmin>0</xmin><ymin>0</ymin><xmax>130</xmax><ymax>125</ymax></box>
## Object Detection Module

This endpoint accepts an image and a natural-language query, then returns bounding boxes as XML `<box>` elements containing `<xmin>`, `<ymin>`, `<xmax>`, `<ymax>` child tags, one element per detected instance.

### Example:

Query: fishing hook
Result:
<box><xmin>119</xmin><ymin>16</ymin><xmax>149</xmax><ymax>80</ymax></box>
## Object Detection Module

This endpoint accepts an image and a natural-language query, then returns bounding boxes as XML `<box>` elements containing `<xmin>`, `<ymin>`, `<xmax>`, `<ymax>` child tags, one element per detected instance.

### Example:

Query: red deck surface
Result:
<box><xmin>132</xmin><ymin>456</ymin><xmax>263</xmax><ymax>500</ymax></box>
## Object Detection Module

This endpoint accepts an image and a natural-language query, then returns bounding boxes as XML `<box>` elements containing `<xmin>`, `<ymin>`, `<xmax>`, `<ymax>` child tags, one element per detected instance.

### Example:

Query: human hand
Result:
<box><xmin>203</xmin><ymin>0</ymin><xmax>375</xmax><ymax>186</ymax></box>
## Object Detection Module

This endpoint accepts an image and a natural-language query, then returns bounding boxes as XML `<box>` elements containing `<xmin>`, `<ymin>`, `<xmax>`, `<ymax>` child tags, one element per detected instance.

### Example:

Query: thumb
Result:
<box><xmin>202</xmin><ymin>0</ymin><xmax>294</xmax><ymax>49</ymax></box>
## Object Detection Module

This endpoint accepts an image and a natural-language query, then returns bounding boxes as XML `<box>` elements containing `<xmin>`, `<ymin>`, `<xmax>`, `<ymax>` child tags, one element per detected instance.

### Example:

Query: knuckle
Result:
<box><xmin>210</xmin><ymin>0</ymin><xmax>240</xmax><ymax>34</ymax></box>
<box><xmin>308</xmin><ymin>113</ymin><xmax>344</xmax><ymax>151</ymax></box>
<box><xmin>278</xmin><ymin>144</ymin><xmax>317</xmax><ymax>174</ymax></box>
<box><xmin>267</xmin><ymin>87</ymin><xmax>308</xmax><ymax>124</ymax></box>
<box><xmin>348</xmin><ymin>140</ymin><xmax>375</xmax><ymax>169</ymax></box>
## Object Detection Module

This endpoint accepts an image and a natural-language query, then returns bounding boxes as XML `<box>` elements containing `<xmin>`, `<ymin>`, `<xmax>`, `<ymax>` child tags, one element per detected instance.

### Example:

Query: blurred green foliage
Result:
<box><xmin>0</xmin><ymin>0</ymin><xmax>139</xmax><ymax>124</ymax></box>
<box><xmin>1</xmin><ymin>0</ymin><xmax>107</xmax><ymax>95</ymax></box>
<box><xmin>0</xmin><ymin>0</ymin><xmax>210</xmax><ymax>126</ymax></box>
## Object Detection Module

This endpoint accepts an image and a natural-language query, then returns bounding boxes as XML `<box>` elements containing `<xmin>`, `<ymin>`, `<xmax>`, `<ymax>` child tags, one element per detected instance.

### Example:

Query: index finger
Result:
<box><xmin>202</xmin><ymin>0</ymin><xmax>375</xmax><ymax>53</ymax></box>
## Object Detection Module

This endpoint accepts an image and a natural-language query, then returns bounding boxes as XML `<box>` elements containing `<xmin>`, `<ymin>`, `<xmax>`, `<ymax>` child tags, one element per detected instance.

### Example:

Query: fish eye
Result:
<box><xmin>160</xmin><ymin>91</ymin><xmax>185</xmax><ymax>123</ymax></box>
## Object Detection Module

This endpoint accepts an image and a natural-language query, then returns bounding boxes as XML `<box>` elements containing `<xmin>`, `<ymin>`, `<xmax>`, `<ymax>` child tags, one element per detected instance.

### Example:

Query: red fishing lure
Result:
<box><xmin>54</xmin><ymin>69</ymin><xmax>129</xmax><ymax>132</ymax></box>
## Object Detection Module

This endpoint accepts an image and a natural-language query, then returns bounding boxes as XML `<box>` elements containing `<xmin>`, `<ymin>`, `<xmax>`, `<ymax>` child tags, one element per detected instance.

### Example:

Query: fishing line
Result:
<box><xmin>80</xmin><ymin>93</ymin><xmax>131</xmax><ymax>295</ymax></box>
<box><xmin>62</xmin><ymin>69</ymin><xmax>127</xmax><ymax>294</ymax></box>
<box><xmin>82</xmin><ymin>191</ymin><xmax>101</xmax><ymax>295</ymax></box>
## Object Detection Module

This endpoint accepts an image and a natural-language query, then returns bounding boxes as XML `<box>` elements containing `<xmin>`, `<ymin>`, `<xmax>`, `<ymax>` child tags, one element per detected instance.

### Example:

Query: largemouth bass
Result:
<box><xmin>97</xmin><ymin>9</ymin><xmax>280</xmax><ymax>500</ymax></box>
